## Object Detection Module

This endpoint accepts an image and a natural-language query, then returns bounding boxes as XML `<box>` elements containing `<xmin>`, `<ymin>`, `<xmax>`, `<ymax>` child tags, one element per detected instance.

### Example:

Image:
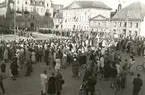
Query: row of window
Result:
<box><xmin>91</xmin><ymin>21</ymin><xmax>106</xmax><ymax>26</ymax></box>
<box><xmin>113</xmin><ymin>29</ymin><xmax>138</xmax><ymax>35</ymax></box>
<box><xmin>17</xmin><ymin>6</ymin><xmax>44</xmax><ymax>13</ymax></box>
<box><xmin>64</xmin><ymin>25</ymin><xmax>89</xmax><ymax>30</ymax></box>
<box><xmin>114</xmin><ymin>22</ymin><xmax>139</xmax><ymax>28</ymax></box>
<box><xmin>64</xmin><ymin>16</ymin><xmax>89</xmax><ymax>22</ymax></box>
<box><xmin>17</xmin><ymin>0</ymin><xmax>49</xmax><ymax>7</ymax></box>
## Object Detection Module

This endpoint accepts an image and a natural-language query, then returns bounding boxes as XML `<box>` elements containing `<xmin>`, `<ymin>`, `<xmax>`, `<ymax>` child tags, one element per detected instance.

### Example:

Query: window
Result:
<box><xmin>41</xmin><ymin>8</ymin><xmax>43</xmax><ymax>12</ymax></box>
<box><xmin>135</xmin><ymin>31</ymin><xmax>138</xmax><ymax>36</ymax></box>
<box><xmin>120</xmin><ymin>22</ymin><xmax>121</xmax><ymax>27</ymax></box>
<box><xmin>124</xmin><ymin>22</ymin><xmax>127</xmax><ymax>27</ymax></box>
<box><xmin>25</xmin><ymin>7</ymin><xmax>27</xmax><ymax>11</ymax></box>
<box><xmin>42</xmin><ymin>2</ymin><xmax>45</xmax><ymax>6</ymax></box>
<box><xmin>129</xmin><ymin>22</ymin><xmax>132</xmax><ymax>28</ymax></box>
<box><xmin>98</xmin><ymin>22</ymin><xmax>100</xmax><ymax>26</ymax></box>
<box><xmin>31</xmin><ymin>7</ymin><xmax>33</xmax><ymax>11</ymax></box>
<box><xmin>129</xmin><ymin>31</ymin><xmax>132</xmax><ymax>35</ymax></box>
<box><xmin>136</xmin><ymin>23</ymin><xmax>138</xmax><ymax>28</ymax></box>
<box><xmin>17</xmin><ymin>1</ymin><xmax>19</xmax><ymax>4</ymax></box>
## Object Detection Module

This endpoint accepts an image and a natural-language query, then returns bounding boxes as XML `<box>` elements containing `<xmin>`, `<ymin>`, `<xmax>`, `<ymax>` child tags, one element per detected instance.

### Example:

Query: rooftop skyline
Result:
<box><xmin>52</xmin><ymin>0</ymin><xmax>145</xmax><ymax>10</ymax></box>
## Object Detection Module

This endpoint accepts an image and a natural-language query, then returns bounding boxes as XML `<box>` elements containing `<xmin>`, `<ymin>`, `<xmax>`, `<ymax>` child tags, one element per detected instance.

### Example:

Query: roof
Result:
<box><xmin>53</xmin><ymin>4</ymin><xmax>64</xmax><ymax>12</ymax></box>
<box><xmin>112</xmin><ymin>1</ymin><xmax>145</xmax><ymax>21</ymax></box>
<box><xmin>54</xmin><ymin>12</ymin><xmax>63</xmax><ymax>19</ymax></box>
<box><xmin>64</xmin><ymin>1</ymin><xmax>112</xmax><ymax>10</ymax></box>
<box><xmin>90</xmin><ymin>14</ymin><xmax>109</xmax><ymax>21</ymax></box>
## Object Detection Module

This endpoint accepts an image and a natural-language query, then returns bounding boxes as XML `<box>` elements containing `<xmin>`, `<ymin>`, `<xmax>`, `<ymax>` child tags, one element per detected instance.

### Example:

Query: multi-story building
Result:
<box><xmin>0</xmin><ymin>0</ymin><xmax>7</xmax><ymax>17</ymax></box>
<box><xmin>12</xmin><ymin>0</ymin><xmax>53</xmax><ymax>17</ymax></box>
<box><xmin>111</xmin><ymin>1</ymin><xmax>145</xmax><ymax>37</ymax></box>
<box><xmin>89</xmin><ymin>14</ymin><xmax>110</xmax><ymax>32</ymax></box>
<box><xmin>0</xmin><ymin>0</ymin><xmax>54</xmax><ymax>29</ymax></box>
<box><xmin>62</xmin><ymin>1</ymin><xmax>112</xmax><ymax>31</ymax></box>
<box><xmin>53</xmin><ymin>4</ymin><xmax>63</xmax><ymax>29</ymax></box>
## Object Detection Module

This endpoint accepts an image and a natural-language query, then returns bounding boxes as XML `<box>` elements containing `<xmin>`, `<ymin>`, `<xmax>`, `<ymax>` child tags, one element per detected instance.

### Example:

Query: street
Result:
<box><xmin>1</xmin><ymin>52</ymin><xmax>145</xmax><ymax>95</ymax></box>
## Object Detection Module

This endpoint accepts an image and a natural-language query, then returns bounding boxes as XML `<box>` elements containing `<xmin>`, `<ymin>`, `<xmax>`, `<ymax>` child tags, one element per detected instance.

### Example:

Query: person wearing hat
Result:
<box><xmin>25</xmin><ymin>56</ymin><xmax>33</xmax><ymax>76</ymax></box>
<box><xmin>85</xmin><ymin>75</ymin><xmax>96</xmax><ymax>95</ymax></box>
<box><xmin>133</xmin><ymin>74</ymin><xmax>143</xmax><ymax>95</ymax></box>
<box><xmin>72</xmin><ymin>57</ymin><xmax>79</xmax><ymax>78</ymax></box>
<box><xmin>55</xmin><ymin>69</ymin><xmax>64</xmax><ymax>95</ymax></box>
<box><xmin>10</xmin><ymin>57</ymin><xmax>19</xmax><ymax>80</ymax></box>
<box><xmin>47</xmin><ymin>72</ymin><xmax>57</xmax><ymax>95</ymax></box>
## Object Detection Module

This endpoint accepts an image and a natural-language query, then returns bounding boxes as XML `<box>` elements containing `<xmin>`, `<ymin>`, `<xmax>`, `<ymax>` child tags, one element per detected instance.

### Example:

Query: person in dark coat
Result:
<box><xmin>10</xmin><ymin>58</ymin><xmax>19</xmax><ymax>80</ymax></box>
<box><xmin>83</xmin><ymin>68</ymin><xmax>93</xmax><ymax>82</ymax></box>
<box><xmin>44</xmin><ymin>48</ymin><xmax>49</xmax><ymax>66</ymax></box>
<box><xmin>85</xmin><ymin>76</ymin><xmax>97</xmax><ymax>95</ymax></box>
<box><xmin>56</xmin><ymin>70</ymin><xmax>64</xmax><ymax>95</ymax></box>
<box><xmin>1</xmin><ymin>60</ymin><xmax>6</xmax><ymax>74</ymax></box>
<box><xmin>25</xmin><ymin>56</ymin><xmax>33</xmax><ymax>76</ymax></box>
<box><xmin>72</xmin><ymin>58</ymin><xmax>79</xmax><ymax>77</ymax></box>
<box><xmin>47</xmin><ymin>72</ymin><xmax>57</xmax><ymax>95</ymax></box>
<box><xmin>133</xmin><ymin>74</ymin><xmax>143</xmax><ymax>95</ymax></box>
<box><xmin>110</xmin><ymin>63</ymin><xmax>117</xmax><ymax>88</ymax></box>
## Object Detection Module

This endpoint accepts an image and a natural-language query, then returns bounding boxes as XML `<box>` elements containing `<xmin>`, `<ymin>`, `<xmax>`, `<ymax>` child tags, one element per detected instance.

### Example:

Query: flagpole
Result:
<box><xmin>13</xmin><ymin>0</ymin><xmax>16</xmax><ymax>40</ymax></box>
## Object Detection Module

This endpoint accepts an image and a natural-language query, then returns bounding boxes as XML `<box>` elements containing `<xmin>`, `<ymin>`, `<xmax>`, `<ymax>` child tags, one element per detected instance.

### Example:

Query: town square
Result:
<box><xmin>0</xmin><ymin>0</ymin><xmax>145</xmax><ymax>95</ymax></box>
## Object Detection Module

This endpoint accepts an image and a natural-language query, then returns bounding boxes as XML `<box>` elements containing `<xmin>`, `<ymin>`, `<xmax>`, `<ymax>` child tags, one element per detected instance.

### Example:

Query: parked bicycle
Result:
<box><xmin>136</xmin><ymin>62</ymin><xmax>145</xmax><ymax>72</ymax></box>
<box><xmin>77</xmin><ymin>83</ymin><xmax>101</xmax><ymax>95</ymax></box>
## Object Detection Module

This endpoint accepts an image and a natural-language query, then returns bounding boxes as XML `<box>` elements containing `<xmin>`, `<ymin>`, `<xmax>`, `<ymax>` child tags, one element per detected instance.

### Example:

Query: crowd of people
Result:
<box><xmin>0</xmin><ymin>31</ymin><xmax>145</xmax><ymax>95</ymax></box>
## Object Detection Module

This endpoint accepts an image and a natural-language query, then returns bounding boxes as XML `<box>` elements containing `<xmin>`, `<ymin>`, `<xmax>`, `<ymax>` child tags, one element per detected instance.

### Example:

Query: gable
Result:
<box><xmin>69</xmin><ymin>2</ymin><xmax>80</xmax><ymax>9</ymax></box>
<box><xmin>69</xmin><ymin>3</ymin><xmax>80</xmax><ymax>9</ymax></box>
<box><xmin>90</xmin><ymin>15</ymin><xmax>108</xmax><ymax>21</ymax></box>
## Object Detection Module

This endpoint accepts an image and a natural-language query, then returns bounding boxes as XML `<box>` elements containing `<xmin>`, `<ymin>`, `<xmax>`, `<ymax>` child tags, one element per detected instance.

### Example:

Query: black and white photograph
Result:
<box><xmin>0</xmin><ymin>0</ymin><xmax>145</xmax><ymax>95</ymax></box>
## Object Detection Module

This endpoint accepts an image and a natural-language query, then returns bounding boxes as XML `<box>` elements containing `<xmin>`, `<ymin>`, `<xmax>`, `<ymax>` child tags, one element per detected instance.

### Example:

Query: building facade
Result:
<box><xmin>53</xmin><ymin>4</ymin><xmax>63</xmax><ymax>29</ymax></box>
<box><xmin>89</xmin><ymin>14</ymin><xmax>110</xmax><ymax>32</ymax></box>
<box><xmin>0</xmin><ymin>0</ymin><xmax>54</xmax><ymax>29</ymax></box>
<box><xmin>13</xmin><ymin>0</ymin><xmax>53</xmax><ymax>17</ymax></box>
<box><xmin>62</xmin><ymin>1</ymin><xmax>112</xmax><ymax>31</ymax></box>
<box><xmin>111</xmin><ymin>1</ymin><xmax>145</xmax><ymax>37</ymax></box>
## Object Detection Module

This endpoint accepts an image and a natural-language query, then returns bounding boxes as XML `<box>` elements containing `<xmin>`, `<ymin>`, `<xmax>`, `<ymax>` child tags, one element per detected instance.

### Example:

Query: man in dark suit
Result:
<box><xmin>133</xmin><ymin>74</ymin><xmax>143</xmax><ymax>95</ymax></box>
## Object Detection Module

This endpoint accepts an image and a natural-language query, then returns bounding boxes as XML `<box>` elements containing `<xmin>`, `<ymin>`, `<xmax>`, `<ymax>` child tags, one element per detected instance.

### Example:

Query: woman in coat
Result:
<box><xmin>56</xmin><ymin>70</ymin><xmax>64</xmax><ymax>95</ymax></box>
<box><xmin>10</xmin><ymin>57</ymin><xmax>19</xmax><ymax>80</ymax></box>
<box><xmin>31</xmin><ymin>49</ymin><xmax>36</xmax><ymax>64</ymax></box>
<box><xmin>47</xmin><ymin>72</ymin><xmax>57</xmax><ymax>95</ymax></box>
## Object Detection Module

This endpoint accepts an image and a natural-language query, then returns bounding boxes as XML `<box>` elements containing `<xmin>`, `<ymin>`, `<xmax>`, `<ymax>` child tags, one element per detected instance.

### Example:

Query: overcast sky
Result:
<box><xmin>52</xmin><ymin>0</ymin><xmax>145</xmax><ymax>10</ymax></box>
<box><xmin>0</xmin><ymin>0</ymin><xmax>145</xmax><ymax>10</ymax></box>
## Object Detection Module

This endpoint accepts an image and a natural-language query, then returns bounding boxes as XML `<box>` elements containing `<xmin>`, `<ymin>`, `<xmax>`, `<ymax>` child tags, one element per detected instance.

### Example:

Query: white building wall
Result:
<box><xmin>0</xmin><ymin>7</ymin><xmax>7</xmax><ymax>17</ymax></box>
<box><xmin>111</xmin><ymin>20</ymin><xmax>141</xmax><ymax>36</ymax></box>
<box><xmin>63</xmin><ymin>8</ymin><xmax>111</xmax><ymax>31</ymax></box>
<box><xmin>13</xmin><ymin>0</ymin><xmax>53</xmax><ymax>17</ymax></box>
<box><xmin>140</xmin><ymin>18</ymin><xmax>145</xmax><ymax>37</ymax></box>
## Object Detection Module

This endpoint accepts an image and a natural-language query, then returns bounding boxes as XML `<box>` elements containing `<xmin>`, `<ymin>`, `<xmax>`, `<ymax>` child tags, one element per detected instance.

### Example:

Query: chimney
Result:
<box><xmin>118</xmin><ymin>3</ymin><xmax>122</xmax><ymax>11</ymax></box>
